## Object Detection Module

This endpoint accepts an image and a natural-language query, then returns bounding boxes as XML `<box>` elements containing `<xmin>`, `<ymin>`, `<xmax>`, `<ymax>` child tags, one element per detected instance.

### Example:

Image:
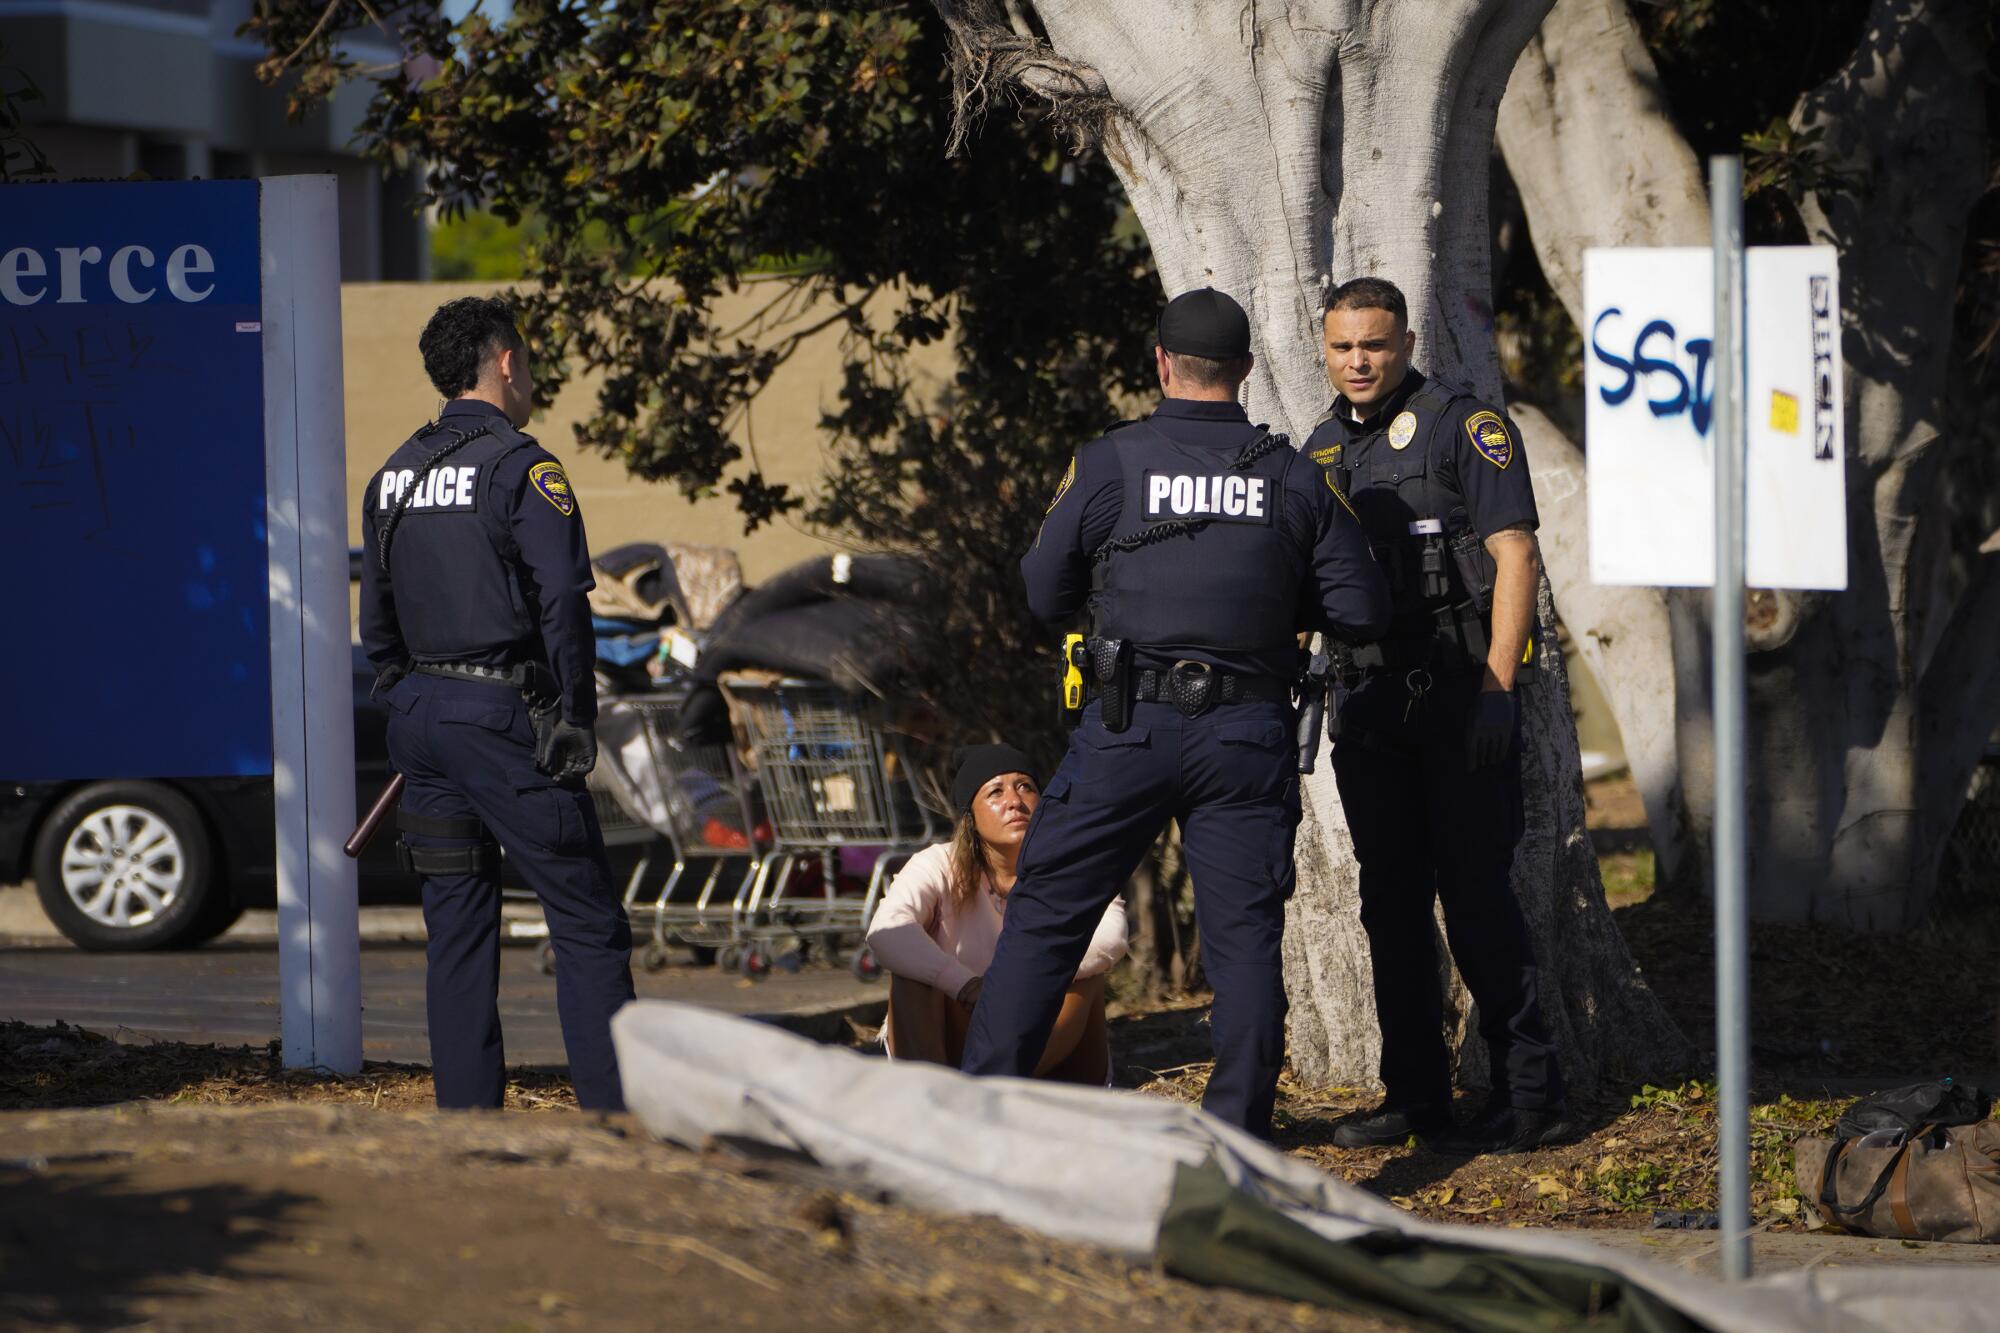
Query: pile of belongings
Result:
<box><xmin>587</xmin><ymin>541</ymin><xmax>746</xmax><ymax>693</ymax></box>
<box><xmin>583</xmin><ymin>546</ymin><xmax>932</xmax><ymax>844</ymax></box>
<box><xmin>669</xmin><ymin>552</ymin><xmax>932</xmax><ymax>750</ymax></box>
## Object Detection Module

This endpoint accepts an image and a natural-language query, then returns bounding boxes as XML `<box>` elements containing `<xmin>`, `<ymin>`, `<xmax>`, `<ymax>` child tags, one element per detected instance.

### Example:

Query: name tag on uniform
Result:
<box><xmin>377</xmin><ymin>465</ymin><xmax>480</xmax><ymax>513</ymax></box>
<box><xmin>1143</xmin><ymin>471</ymin><xmax>1272</xmax><ymax>525</ymax></box>
<box><xmin>1407</xmin><ymin>518</ymin><xmax>1444</xmax><ymax>535</ymax></box>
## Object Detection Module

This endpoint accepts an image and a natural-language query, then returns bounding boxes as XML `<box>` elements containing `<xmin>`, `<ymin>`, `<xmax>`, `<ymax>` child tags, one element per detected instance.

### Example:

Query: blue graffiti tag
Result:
<box><xmin>1591</xmin><ymin>308</ymin><xmax>1715</xmax><ymax>438</ymax></box>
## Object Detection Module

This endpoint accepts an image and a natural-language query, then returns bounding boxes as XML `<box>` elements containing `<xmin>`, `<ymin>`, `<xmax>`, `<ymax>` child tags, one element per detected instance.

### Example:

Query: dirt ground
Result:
<box><xmin>0</xmin><ymin>1101</ymin><xmax>1407</xmax><ymax>1331</ymax></box>
<box><xmin>6</xmin><ymin>775</ymin><xmax>1996</xmax><ymax>1324</ymax></box>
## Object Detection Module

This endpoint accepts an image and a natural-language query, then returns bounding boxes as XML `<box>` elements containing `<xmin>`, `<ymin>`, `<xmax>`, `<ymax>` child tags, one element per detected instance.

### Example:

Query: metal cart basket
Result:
<box><xmin>719</xmin><ymin>674</ymin><xmax>943</xmax><ymax>978</ymax></box>
<box><xmin>597</xmin><ymin>690</ymin><xmax>766</xmax><ymax>972</ymax></box>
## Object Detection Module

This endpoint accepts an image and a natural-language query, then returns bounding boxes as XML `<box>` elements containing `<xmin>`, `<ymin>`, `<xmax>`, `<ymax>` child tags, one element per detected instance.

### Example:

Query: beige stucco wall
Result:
<box><xmin>341</xmin><ymin>280</ymin><xmax>905</xmax><ymax>584</ymax></box>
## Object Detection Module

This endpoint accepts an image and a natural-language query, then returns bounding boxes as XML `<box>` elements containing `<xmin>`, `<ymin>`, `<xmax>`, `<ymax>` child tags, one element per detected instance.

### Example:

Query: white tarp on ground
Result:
<box><xmin>612</xmin><ymin>1002</ymin><xmax>2000</xmax><ymax>1333</ymax></box>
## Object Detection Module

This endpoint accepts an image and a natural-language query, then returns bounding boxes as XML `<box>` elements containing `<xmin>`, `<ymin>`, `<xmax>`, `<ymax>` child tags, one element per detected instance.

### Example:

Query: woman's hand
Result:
<box><xmin>956</xmin><ymin>975</ymin><xmax>984</xmax><ymax>1010</ymax></box>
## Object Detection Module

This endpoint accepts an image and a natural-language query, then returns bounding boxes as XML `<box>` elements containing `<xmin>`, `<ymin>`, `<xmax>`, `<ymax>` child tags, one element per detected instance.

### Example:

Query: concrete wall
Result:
<box><xmin>340</xmin><ymin>281</ymin><xmax>909</xmax><ymax>584</ymax></box>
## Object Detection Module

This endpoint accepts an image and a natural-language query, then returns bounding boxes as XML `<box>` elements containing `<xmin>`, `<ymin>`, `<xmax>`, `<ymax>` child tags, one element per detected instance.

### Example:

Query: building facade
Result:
<box><xmin>6</xmin><ymin>0</ymin><xmax>427</xmax><ymax>279</ymax></box>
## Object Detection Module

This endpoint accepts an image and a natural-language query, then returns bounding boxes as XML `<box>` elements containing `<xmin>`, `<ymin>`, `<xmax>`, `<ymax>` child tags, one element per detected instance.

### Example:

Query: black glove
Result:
<box><xmin>535</xmin><ymin>716</ymin><xmax>597</xmax><ymax>781</ymax></box>
<box><xmin>1466</xmin><ymin>687</ymin><xmax>1518</xmax><ymax>771</ymax></box>
<box><xmin>371</xmin><ymin>660</ymin><xmax>409</xmax><ymax>699</ymax></box>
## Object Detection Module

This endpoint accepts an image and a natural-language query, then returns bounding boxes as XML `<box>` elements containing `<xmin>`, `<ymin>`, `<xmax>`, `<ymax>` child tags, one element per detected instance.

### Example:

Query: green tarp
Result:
<box><xmin>1157</xmin><ymin>1160</ymin><xmax>1708</xmax><ymax>1333</ymax></box>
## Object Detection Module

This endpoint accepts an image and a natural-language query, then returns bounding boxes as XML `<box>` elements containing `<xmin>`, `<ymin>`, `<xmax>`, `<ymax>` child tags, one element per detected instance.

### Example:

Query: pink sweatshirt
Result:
<box><xmin>865</xmin><ymin>843</ymin><xmax>1128</xmax><ymax>997</ymax></box>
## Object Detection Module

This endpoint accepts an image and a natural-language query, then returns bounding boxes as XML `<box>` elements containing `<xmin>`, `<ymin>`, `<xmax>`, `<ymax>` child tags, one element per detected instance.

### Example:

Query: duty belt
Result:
<box><xmin>413</xmin><ymin>661</ymin><xmax>516</xmax><ymax>685</ymax></box>
<box><xmin>412</xmin><ymin>659</ymin><xmax>561</xmax><ymax>711</ymax></box>
<box><xmin>1129</xmin><ymin>663</ymin><xmax>1290</xmax><ymax>715</ymax></box>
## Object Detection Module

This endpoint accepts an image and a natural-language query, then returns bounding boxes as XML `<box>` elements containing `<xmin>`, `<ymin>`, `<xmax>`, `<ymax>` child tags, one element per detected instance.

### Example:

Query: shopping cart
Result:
<box><xmin>598</xmin><ymin>691</ymin><xmax>765</xmax><ymax>973</ymax></box>
<box><xmin>718</xmin><ymin>673</ymin><xmax>944</xmax><ymax>979</ymax></box>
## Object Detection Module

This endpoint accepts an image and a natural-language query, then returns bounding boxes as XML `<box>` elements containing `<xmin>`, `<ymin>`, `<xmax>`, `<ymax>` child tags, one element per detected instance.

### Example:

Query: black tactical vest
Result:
<box><xmin>370</xmin><ymin>420</ymin><xmax>540</xmax><ymax>662</ymax></box>
<box><xmin>1333</xmin><ymin>384</ymin><xmax>1484</xmax><ymax>624</ymax></box>
<box><xmin>1088</xmin><ymin>423</ymin><xmax>1302</xmax><ymax>676</ymax></box>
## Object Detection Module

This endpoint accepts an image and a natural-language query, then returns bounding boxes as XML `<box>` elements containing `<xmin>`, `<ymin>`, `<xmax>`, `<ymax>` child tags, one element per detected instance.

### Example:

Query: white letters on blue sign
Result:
<box><xmin>0</xmin><ymin>243</ymin><xmax>218</xmax><ymax>305</ymax></box>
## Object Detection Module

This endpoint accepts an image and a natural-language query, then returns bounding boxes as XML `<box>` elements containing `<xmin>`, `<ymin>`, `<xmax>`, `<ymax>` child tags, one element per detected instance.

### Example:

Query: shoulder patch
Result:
<box><xmin>1464</xmin><ymin>411</ymin><xmax>1513</xmax><ymax>470</ymax></box>
<box><xmin>1046</xmin><ymin>457</ymin><xmax>1076</xmax><ymax>514</ymax></box>
<box><xmin>529</xmin><ymin>460</ymin><xmax>576</xmax><ymax>516</ymax></box>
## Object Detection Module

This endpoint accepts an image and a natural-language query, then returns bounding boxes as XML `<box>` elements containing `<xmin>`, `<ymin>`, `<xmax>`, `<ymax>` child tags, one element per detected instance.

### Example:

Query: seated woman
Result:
<box><xmin>865</xmin><ymin>744</ymin><xmax>1127</xmax><ymax>1084</ymax></box>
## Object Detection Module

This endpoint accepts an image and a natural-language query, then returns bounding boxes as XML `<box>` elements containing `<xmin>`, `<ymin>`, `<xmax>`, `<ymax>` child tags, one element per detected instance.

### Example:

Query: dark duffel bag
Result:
<box><xmin>1794</xmin><ymin>1080</ymin><xmax>1999</xmax><ymax>1242</ymax></box>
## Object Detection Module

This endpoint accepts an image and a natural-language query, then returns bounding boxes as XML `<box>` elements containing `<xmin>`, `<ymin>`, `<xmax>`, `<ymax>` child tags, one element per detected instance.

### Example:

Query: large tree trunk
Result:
<box><xmin>941</xmin><ymin>0</ymin><xmax>1691</xmax><ymax>1096</ymax></box>
<box><xmin>1495</xmin><ymin>0</ymin><xmax>1707</xmax><ymax>891</ymax></box>
<box><xmin>1499</xmin><ymin>0</ymin><xmax>1993</xmax><ymax>928</ymax></box>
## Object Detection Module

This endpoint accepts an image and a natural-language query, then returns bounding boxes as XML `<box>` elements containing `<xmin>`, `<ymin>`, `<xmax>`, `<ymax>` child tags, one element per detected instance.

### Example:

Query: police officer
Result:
<box><xmin>359</xmin><ymin>297</ymin><xmax>635</xmax><ymax>1112</ymax></box>
<box><xmin>960</xmin><ymin>288</ymin><xmax>1390</xmax><ymax>1139</ymax></box>
<box><xmin>1306</xmin><ymin>277</ymin><xmax>1570</xmax><ymax>1155</ymax></box>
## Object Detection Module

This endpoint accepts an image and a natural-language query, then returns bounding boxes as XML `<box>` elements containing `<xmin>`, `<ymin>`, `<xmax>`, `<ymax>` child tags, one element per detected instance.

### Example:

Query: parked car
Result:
<box><xmin>0</xmin><ymin>645</ymin><xmax>652</xmax><ymax>952</ymax></box>
<box><xmin>0</xmin><ymin>646</ymin><xmax>416</xmax><ymax>951</ymax></box>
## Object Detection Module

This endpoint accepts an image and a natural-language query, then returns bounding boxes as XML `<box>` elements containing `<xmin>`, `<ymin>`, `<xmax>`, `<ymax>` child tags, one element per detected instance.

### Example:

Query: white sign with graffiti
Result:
<box><xmin>1583</xmin><ymin>246</ymin><xmax>1846</xmax><ymax>590</ymax></box>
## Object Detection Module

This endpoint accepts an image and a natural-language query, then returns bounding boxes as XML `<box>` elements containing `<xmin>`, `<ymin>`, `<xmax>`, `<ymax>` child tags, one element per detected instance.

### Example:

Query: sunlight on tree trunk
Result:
<box><xmin>941</xmin><ymin>0</ymin><xmax>1692</xmax><ymax>1095</ymax></box>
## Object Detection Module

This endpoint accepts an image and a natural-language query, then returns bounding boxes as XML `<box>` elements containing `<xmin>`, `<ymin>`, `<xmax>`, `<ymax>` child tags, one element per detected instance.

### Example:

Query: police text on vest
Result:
<box><xmin>379</xmin><ymin>466</ymin><xmax>479</xmax><ymax>512</ymax></box>
<box><xmin>1145</xmin><ymin>472</ymin><xmax>1268</xmax><ymax>522</ymax></box>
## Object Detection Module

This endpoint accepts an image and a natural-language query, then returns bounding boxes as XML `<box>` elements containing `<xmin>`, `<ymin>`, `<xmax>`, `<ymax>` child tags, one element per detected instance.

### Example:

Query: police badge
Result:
<box><xmin>1387</xmin><ymin>411</ymin><xmax>1417</xmax><ymax>451</ymax></box>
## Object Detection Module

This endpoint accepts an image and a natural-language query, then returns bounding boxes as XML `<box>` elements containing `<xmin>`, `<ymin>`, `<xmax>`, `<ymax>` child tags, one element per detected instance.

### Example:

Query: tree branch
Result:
<box><xmin>1495</xmin><ymin>0</ymin><xmax>1707</xmax><ymax>328</ymax></box>
<box><xmin>929</xmin><ymin>1</ymin><xmax>1111</xmax><ymax>155</ymax></box>
<box><xmin>1493</xmin><ymin>0</ymin><xmax>1705</xmax><ymax>884</ymax></box>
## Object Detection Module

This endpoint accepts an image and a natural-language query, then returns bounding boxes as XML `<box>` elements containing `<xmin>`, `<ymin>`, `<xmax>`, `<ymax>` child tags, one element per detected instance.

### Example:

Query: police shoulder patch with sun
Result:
<box><xmin>1464</xmin><ymin>411</ymin><xmax>1513</xmax><ymax>470</ymax></box>
<box><xmin>529</xmin><ymin>459</ymin><xmax>576</xmax><ymax>516</ymax></box>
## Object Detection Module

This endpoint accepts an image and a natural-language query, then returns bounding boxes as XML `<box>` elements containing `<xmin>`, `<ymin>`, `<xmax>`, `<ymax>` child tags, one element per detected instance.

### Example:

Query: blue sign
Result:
<box><xmin>1</xmin><ymin>180</ymin><xmax>272</xmax><ymax>780</ymax></box>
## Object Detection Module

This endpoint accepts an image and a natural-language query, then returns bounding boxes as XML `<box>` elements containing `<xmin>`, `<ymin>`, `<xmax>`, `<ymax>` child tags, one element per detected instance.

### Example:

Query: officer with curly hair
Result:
<box><xmin>359</xmin><ymin>296</ymin><xmax>634</xmax><ymax>1111</ymax></box>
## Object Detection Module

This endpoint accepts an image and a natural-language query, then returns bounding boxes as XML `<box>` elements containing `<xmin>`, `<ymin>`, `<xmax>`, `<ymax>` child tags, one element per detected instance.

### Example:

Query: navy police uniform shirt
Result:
<box><xmin>359</xmin><ymin>398</ymin><xmax>600</xmax><ymax>725</ymax></box>
<box><xmin>1305</xmin><ymin>368</ymin><xmax>1537</xmax><ymax>551</ymax></box>
<box><xmin>1022</xmin><ymin>398</ymin><xmax>1389</xmax><ymax>677</ymax></box>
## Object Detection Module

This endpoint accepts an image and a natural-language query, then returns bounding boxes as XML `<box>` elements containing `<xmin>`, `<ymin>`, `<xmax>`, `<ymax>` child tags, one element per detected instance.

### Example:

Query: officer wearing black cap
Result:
<box><xmin>959</xmin><ymin>287</ymin><xmax>1390</xmax><ymax>1138</ymax></box>
<box><xmin>1306</xmin><ymin>276</ymin><xmax>1570</xmax><ymax>1155</ymax></box>
<box><xmin>359</xmin><ymin>296</ymin><xmax>635</xmax><ymax>1111</ymax></box>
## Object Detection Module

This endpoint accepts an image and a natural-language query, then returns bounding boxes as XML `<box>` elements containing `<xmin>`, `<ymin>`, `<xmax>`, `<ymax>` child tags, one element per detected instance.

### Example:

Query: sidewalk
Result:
<box><xmin>1582</xmin><ymin>1227</ymin><xmax>2000</xmax><ymax>1274</ymax></box>
<box><xmin>0</xmin><ymin>883</ymin><xmax>531</xmax><ymax>946</ymax></box>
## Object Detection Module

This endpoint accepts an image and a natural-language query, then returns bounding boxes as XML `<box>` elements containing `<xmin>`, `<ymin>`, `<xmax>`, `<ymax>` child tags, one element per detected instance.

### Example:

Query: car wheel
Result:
<box><xmin>31</xmin><ymin>782</ymin><xmax>219</xmax><ymax>951</ymax></box>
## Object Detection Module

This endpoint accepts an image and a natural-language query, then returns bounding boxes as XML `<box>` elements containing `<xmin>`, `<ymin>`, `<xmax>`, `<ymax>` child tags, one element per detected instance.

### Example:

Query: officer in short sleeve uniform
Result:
<box><xmin>1305</xmin><ymin>277</ymin><xmax>1569</xmax><ymax>1156</ymax></box>
<box><xmin>359</xmin><ymin>297</ymin><xmax>634</xmax><ymax>1111</ymax></box>
<box><xmin>959</xmin><ymin>288</ymin><xmax>1390</xmax><ymax>1139</ymax></box>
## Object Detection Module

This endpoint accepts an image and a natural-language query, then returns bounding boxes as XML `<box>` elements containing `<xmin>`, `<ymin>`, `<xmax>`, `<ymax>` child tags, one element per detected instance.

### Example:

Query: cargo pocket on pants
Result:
<box><xmin>1014</xmin><ymin>770</ymin><xmax>1071</xmax><ymax>878</ymax></box>
<box><xmin>509</xmin><ymin>769</ymin><xmax>584</xmax><ymax>854</ymax></box>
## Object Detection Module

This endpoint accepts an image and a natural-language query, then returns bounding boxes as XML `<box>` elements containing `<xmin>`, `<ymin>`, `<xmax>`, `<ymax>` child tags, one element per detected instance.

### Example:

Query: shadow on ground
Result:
<box><xmin>0</xmin><ymin>1167</ymin><xmax>311</xmax><ymax>1326</ymax></box>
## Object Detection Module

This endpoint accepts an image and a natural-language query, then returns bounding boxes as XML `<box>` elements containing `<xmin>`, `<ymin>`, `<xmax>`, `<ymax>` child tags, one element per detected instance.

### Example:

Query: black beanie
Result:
<box><xmin>950</xmin><ymin>744</ymin><xmax>1038</xmax><ymax>812</ymax></box>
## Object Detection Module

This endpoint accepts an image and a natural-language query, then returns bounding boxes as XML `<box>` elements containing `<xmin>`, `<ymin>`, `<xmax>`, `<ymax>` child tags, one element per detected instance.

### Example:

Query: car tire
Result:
<box><xmin>179</xmin><ymin>893</ymin><xmax>248</xmax><ymax>948</ymax></box>
<box><xmin>31</xmin><ymin>782</ymin><xmax>221</xmax><ymax>952</ymax></box>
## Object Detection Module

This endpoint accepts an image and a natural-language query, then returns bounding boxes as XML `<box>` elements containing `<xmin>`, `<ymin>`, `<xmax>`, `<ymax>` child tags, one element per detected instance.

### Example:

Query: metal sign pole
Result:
<box><xmin>1709</xmin><ymin>154</ymin><xmax>1751</xmax><ymax>1281</ymax></box>
<box><xmin>263</xmin><ymin>175</ymin><xmax>362</xmax><ymax>1074</ymax></box>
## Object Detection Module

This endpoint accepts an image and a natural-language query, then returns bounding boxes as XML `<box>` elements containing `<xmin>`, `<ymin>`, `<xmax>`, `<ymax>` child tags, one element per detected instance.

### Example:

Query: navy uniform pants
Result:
<box><xmin>384</xmin><ymin>674</ymin><xmax>635</xmax><ymax>1111</ymax></box>
<box><xmin>1330</xmin><ymin>666</ymin><xmax>1561</xmax><ymax>1112</ymax></box>
<box><xmin>961</xmin><ymin>698</ymin><xmax>1300</xmax><ymax>1138</ymax></box>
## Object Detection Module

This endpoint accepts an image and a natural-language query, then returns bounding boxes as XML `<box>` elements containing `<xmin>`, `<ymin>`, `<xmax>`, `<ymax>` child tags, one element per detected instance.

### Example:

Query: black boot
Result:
<box><xmin>1432</xmin><ymin>1101</ymin><xmax>1577</xmax><ymax>1156</ymax></box>
<box><xmin>1331</xmin><ymin>1104</ymin><xmax>1451</xmax><ymax>1149</ymax></box>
